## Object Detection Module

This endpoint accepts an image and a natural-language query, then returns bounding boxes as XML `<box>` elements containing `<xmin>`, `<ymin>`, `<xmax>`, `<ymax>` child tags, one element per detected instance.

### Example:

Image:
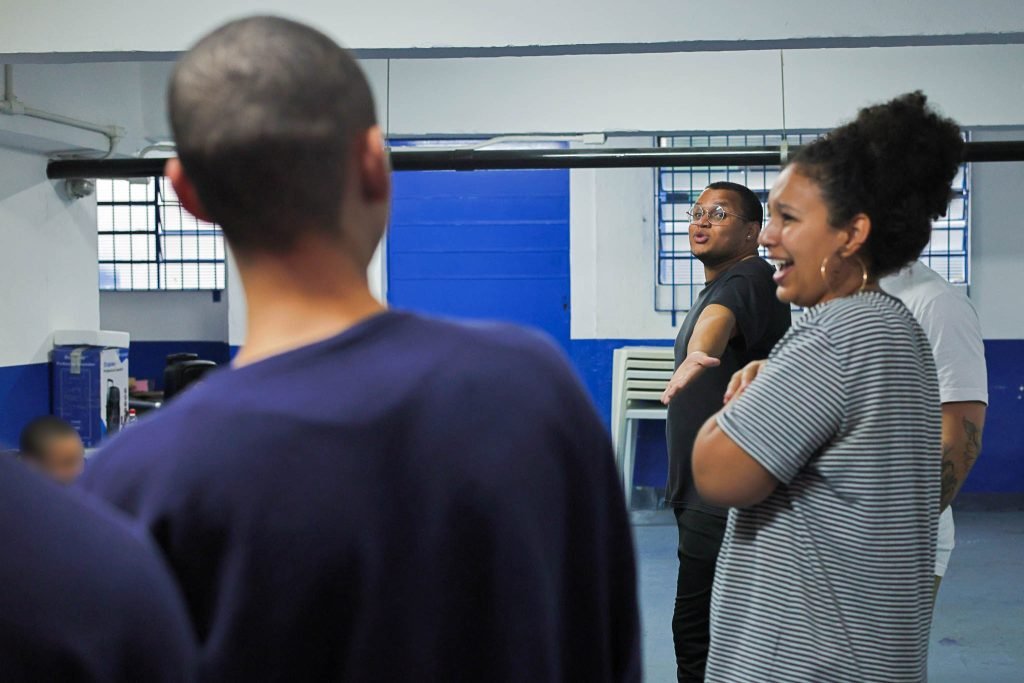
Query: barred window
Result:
<box><xmin>655</xmin><ymin>133</ymin><xmax>970</xmax><ymax>320</ymax></box>
<box><xmin>97</xmin><ymin>177</ymin><xmax>226</xmax><ymax>290</ymax></box>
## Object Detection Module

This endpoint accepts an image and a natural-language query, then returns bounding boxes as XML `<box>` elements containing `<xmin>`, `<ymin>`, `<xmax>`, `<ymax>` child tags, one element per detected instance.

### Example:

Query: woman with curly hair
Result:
<box><xmin>691</xmin><ymin>92</ymin><xmax>962</xmax><ymax>682</ymax></box>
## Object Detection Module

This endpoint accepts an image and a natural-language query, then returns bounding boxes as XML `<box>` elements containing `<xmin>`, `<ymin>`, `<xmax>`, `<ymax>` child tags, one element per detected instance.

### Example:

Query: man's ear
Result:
<box><xmin>355</xmin><ymin>126</ymin><xmax>390</xmax><ymax>203</ymax></box>
<box><xmin>165</xmin><ymin>158</ymin><xmax>214</xmax><ymax>223</ymax></box>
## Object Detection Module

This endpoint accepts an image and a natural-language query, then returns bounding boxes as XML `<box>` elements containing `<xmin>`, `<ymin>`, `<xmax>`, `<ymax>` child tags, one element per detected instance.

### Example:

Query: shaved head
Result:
<box><xmin>169</xmin><ymin>16</ymin><xmax>378</xmax><ymax>254</ymax></box>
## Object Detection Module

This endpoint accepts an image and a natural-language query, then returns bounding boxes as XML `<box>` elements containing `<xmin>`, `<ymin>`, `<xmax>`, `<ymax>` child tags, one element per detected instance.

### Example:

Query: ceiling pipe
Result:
<box><xmin>2</xmin><ymin>64</ymin><xmax>125</xmax><ymax>157</ymax></box>
<box><xmin>46</xmin><ymin>140</ymin><xmax>1024</xmax><ymax>179</ymax></box>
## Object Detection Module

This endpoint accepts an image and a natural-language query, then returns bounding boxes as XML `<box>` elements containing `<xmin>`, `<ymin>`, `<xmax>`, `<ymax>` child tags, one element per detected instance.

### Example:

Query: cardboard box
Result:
<box><xmin>52</xmin><ymin>331</ymin><xmax>130</xmax><ymax>448</ymax></box>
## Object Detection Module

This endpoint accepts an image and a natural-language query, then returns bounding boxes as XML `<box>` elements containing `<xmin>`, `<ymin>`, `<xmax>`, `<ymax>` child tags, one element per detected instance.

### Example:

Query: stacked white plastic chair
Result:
<box><xmin>610</xmin><ymin>346</ymin><xmax>675</xmax><ymax>508</ymax></box>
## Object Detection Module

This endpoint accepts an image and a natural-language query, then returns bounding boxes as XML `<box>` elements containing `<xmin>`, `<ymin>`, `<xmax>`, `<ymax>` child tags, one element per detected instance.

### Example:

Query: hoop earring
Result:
<box><xmin>853</xmin><ymin>257</ymin><xmax>868</xmax><ymax>293</ymax></box>
<box><xmin>820</xmin><ymin>254</ymin><xmax>869</xmax><ymax>296</ymax></box>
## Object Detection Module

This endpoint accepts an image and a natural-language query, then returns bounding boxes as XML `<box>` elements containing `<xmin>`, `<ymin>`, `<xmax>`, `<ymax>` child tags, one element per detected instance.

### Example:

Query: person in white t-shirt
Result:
<box><xmin>882</xmin><ymin>260</ymin><xmax>988</xmax><ymax>592</ymax></box>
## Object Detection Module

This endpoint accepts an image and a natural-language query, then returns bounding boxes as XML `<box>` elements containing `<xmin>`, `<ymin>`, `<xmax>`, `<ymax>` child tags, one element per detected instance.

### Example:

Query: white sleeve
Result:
<box><xmin>916</xmin><ymin>293</ymin><xmax>988</xmax><ymax>405</ymax></box>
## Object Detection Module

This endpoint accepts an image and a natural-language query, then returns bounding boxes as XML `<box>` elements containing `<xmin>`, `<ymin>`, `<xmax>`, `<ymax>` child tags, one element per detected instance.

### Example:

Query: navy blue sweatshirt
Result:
<box><xmin>80</xmin><ymin>312</ymin><xmax>641</xmax><ymax>682</ymax></box>
<box><xmin>0</xmin><ymin>456</ymin><xmax>196</xmax><ymax>681</ymax></box>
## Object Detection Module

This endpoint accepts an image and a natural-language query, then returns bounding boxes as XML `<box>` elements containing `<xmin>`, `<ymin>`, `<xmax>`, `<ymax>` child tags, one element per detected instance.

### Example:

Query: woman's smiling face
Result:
<box><xmin>761</xmin><ymin>165</ymin><xmax>858</xmax><ymax>308</ymax></box>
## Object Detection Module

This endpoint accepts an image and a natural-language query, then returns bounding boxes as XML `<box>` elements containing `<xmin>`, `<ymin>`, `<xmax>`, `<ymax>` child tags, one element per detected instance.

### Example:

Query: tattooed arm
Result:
<box><xmin>939</xmin><ymin>402</ymin><xmax>986</xmax><ymax>512</ymax></box>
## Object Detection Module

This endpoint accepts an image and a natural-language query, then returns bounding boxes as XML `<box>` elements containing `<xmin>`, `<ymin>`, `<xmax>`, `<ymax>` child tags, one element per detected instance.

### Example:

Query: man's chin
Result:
<box><xmin>694</xmin><ymin>251</ymin><xmax>721</xmax><ymax>267</ymax></box>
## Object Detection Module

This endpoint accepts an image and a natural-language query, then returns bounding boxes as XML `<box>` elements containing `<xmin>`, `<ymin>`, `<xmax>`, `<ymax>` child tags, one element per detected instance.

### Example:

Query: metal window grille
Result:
<box><xmin>656</xmin><ymin>133</ymin><xmax>971</xmax><ymax>320</ymax></box>
<box><xmin>97</xmin><ymin>177</ymin><xmax>226</xmax><ymax>290</ymax></box>
<box><xmin>923</xmin><ymin>160</ymin><xmax>970</xmax><ymax>284</ymax></box>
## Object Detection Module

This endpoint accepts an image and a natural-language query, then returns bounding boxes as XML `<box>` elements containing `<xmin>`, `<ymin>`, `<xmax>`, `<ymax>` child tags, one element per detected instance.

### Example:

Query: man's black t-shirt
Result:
<box><xmin>665</xmin><ymin>257</ymin><xmax>790</xmax><ymax>515</ymax></box>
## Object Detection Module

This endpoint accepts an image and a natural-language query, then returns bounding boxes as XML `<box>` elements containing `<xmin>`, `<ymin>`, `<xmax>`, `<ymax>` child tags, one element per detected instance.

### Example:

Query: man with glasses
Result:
<box><xmin>660</xmin><ymin>181</ymin><xmax>790</xmax><ymax>681</ymax></box>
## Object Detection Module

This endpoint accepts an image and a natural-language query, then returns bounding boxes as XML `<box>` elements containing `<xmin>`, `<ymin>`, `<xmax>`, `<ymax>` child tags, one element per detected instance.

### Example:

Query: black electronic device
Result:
<box><xmin>163</xmin><ymin>355</ymin><xmax>218</xmax><ymax>401</ymax></box>
<box><xmin>105</xmin><ymin>379</ymin><xmax>122</xmax><ymax>434</ymax></box>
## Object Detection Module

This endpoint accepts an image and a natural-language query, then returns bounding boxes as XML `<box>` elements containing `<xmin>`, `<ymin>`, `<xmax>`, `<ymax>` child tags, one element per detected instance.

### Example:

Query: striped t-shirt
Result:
<box><xmin>707</xmin><ymin>291</ymin><xmax>941</xmax><ymax>683</ymax></box>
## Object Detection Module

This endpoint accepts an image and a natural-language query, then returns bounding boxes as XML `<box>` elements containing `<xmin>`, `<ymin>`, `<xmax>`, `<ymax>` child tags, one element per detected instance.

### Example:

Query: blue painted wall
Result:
<box><xmin>110</xmin><ymin>336</ymin><xmax>1024</xmax><ymax>493</ymax></box>
<box><xmin>386</xmin><ymin>165</ymin><xmax>669</xmax><ymax>487</ymax></box>
<box><xmin>0</xmin><ymin>343</ymin><xmax>231</xmax><ymax>447</ymax></box>
<box><xmin>577</xmin><ymin>338</ymin><xmax>1024</xmax><ymax>493</ymax></box>
<box><xmin>385</xmin><ymin>167</ymin><xmax>1021</xmax><ymax>494</ymax></box>
<box><xmin>568</xmin><ymin>339</ymin><xmax>672</xmax><ymax>487</ymax></box>
<box><xmin>965</xmin><ymin>340</ymin><xmax>1024</xmax><ymax>493</ymax></box>
<box><xmin>0</xmin><ymin>363</ymin><xmax>50</xmax><ymax>449</ymax></box>
<box><xmin>388</xmin><ymin>169</ymin><xmax>571</xmax><ymax>349</ymax></box>
<box><xmin>128</xmin><ymin>341</ymin><xmax>231</xmax><ymax>390</ymax></box>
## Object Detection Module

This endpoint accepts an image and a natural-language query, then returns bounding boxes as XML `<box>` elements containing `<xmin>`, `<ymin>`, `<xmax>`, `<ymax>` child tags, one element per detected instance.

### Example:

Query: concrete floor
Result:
<box><xmin>634</xmin><ymin>509</ymin><xmax>1024</xmax><ymax>682</ymax></box>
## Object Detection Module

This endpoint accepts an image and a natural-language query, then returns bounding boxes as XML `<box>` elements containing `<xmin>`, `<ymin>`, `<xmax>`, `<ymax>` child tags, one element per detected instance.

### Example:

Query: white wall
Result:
<box><xmin>386</xmin><ymin>51</ymin><xmax>784</xmax><ymax>135</ymax></box>
<box><xmin>571</xmin><ymin>137</ymin><xmax>661</xmax><ymax>340</ymax></box>
<box><xmin>2</xmin><ymin>62</ymin><xmax>152</xmax><ymax>157</ymax></box>
<box><xmin>0</xmin><ymin>147</ymin><xmax>99</xmax><ymax>366</ymax></box>
<box><xmin>782</xmin><ymin>45</ymin><xmax>1024</xmax><ymax>129</ymax></box>
<box><xmin>3</xmin><ymin>0</ymin><xmax>1023</xmax><ymax>57</ymax></box>
<box><xmin>100</xmin><ymin>291</ymin><xmax>227</xmax><ymax>342</ymax></box>
<box><xmin>5</xmin><ymin>37</ymin><xmax>1024</xmax><ymax>347</ymax></box>
<box><xmin>367</xmin><ymin>238</ymin><xmax>386</xmax><ymax>304</ymax></box>
<box><xmin>386</xmin><ymin>45</ymin><xmax>1024</xmax><ymax>135</ymax></box>
<box><xmin>559</xmin><ymin>45</ymin><xmax>1024</xmax><ymax>340</ymax></box>
<box><xmin>225</xmin><ymin>251</ymin><xmax>246</xmax><ymax>348</ymax></box>
<box><xmin>969</xmin><ymin>129</ymin><xmax>1024</xmax><ymax>340</ymax></box>
<box><xmin>7</xmin><ymin>45</ymin><xmax>1024</xmax><ymax>148</ymax></box>
<box><xmin>570</xmin><ymin>129</ymin><xmax>1024</xmax><ymax>342</ymax></box>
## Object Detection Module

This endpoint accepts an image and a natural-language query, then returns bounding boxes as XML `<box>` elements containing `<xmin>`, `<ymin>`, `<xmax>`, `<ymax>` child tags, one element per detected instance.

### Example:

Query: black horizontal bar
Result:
<box><xmin>50</xmin><ymin>158</ymin><xmax>166</xmax><ymax>179</ymax></box>
<box><xmin>47</xmin><ymin>148</ymin><xmax>783</xmax><ymax>178</ymax></box>
<box><xmin>392</xmin><ymin>146</ymin><xmax>784</xmax><ymax>170</ymax></box>
<box><xmin>960</xmin><ymin>140</ymin><xmax>1024</xmax><ymax>162</ymax></box>
<box><xmin>98</xmin><ymin>232</ymin><xmax>222</xmax><ymax>238</ymax></box>
<box><xmin>99</xmin><ymin>261</ymin><xmax>224</xmax><ymax>265</ymax></box>
<box><xmin>46</xmin><ymin>141</ymin><xmax>1024</xmax><ymax>179</ymax></box>
<box><xmin>97</xmin><ymin>230</ymin><xmax>158</xmax><ymax>235</ymax></box>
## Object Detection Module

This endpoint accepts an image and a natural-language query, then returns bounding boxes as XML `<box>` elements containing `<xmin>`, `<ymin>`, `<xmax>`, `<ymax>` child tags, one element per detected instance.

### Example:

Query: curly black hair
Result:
<box><xmin>791</xmin><ymin>91</ymin><xmax>964</xmax><ymax>278</ymax></box>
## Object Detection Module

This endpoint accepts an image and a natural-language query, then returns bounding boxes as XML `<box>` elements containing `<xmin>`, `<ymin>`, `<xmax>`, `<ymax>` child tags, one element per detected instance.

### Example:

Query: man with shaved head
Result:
<box><xmin>80</xmin><ymin>16</ymin><xmax>640</xmax><ymax>682</ymax></box>
<box><xmin>20</xmin><ymin>415</ymin><xmax>85</xmax><ymax>484</ymax></box>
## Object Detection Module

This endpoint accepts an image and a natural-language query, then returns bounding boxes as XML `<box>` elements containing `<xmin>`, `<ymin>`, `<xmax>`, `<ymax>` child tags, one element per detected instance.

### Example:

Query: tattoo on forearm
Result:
<box><xmin>940</xmin><ymin>447</ymin><xmax>958</xmax><ymax>510</ymax></box>
<box><xmin>963</xmin><ymin>418</ymin><xmax>982</xmax><ymax>470</ymax></box>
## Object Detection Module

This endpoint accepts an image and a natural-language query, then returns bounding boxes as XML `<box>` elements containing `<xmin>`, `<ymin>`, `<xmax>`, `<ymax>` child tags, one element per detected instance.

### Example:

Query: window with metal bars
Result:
<box><xmin>655</xmin><ymin>133</ymin><xmax>970</xmax><ymax>319</ymax></box>
<box><xmin>97</xmin><ymin>177</ymin><xmax>226</xmax><ymax>291</ymax></box>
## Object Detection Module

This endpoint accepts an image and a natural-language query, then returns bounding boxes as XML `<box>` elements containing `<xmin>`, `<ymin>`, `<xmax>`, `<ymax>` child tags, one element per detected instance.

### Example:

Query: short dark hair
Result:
<box><xmin>705</xmin><ymin>181</ymin><xmax>763</xmax><ymax>226</ymax></box>
<box><xmin>169</xmin><ymin>16</ymin><xmax>378</xmax><ymax>254</ymax></box>
<box><xmin>791</xmin><ymin>91</ymin><xmax>963</xmax><ymax>278</ymax></box>
<box><xmin>19</xmin><ymin>416</ymin><xmax>78</xmax><ymax>460</ymax></box>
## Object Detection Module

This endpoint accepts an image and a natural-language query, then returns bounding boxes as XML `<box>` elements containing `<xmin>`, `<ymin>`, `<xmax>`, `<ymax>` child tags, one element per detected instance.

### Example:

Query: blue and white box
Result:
<box><xmin>52</xmin><ymin>330</ymin><xmax>130</xmax><ymax>448</ymax></box>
